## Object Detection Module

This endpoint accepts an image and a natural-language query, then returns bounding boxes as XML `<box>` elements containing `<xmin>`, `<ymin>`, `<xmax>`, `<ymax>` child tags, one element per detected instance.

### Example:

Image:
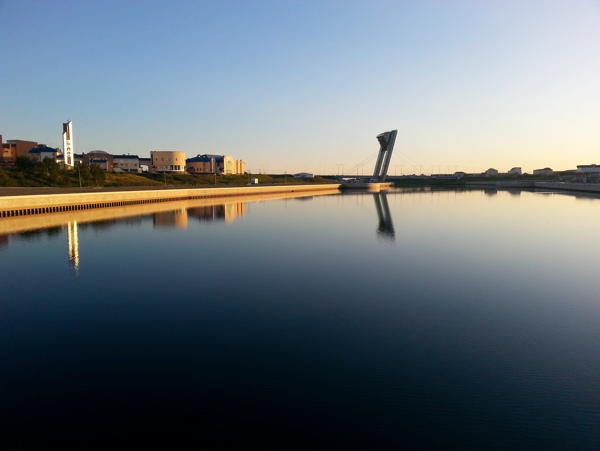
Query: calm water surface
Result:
<box><xmin>1</xmin><ymin>188</ymin><xmax>599</xmax><ymax>449</ymax></box>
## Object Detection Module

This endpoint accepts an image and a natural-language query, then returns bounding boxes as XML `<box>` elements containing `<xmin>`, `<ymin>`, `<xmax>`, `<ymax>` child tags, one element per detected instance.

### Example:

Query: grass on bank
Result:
<box><xmin>0</xmin><ymin>163</ymin><xmax>336</xmax><ymax>188</ymax></box>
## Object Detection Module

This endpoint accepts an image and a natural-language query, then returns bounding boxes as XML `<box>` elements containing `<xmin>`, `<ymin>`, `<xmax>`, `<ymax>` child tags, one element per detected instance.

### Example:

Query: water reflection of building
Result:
<box><xmin>153</xmin><ymin>208</ymin><xmax>188</xmax><ymax>228</ymax></box>
<box><xmin>223</xmin><ymin>202</ymin><xmax>246</xmax><ymax>222</ymax></box>
<box><xmin>188</xmin><ymin>205</ymin><xmax>225</xmax><ymax>222</ymax></box>
<box><xmin>188</xmin><ymin>202</ymin><xmax>246</xmax><ymax>223</ymax></box>
<box><xmin>373</xmin><ymin>192</ymin><xmax>395</xmax><ymax>241</ymax></box>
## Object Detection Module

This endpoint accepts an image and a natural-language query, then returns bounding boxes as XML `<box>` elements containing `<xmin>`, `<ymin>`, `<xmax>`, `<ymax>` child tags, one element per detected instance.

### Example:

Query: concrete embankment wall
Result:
<box><xmin>533</xmin><ymin>182</ymin><xmax>600</xmax><ymax>193</ymax></box>
<box><xmin>0</xmin><ymin>184</ymin><xmax>341</xmax><ymax>218</ymax></box>
<box><xmin>466</xmin><ymin>181</ymin><xmax>600</xmax><ymax>194</ymax></box>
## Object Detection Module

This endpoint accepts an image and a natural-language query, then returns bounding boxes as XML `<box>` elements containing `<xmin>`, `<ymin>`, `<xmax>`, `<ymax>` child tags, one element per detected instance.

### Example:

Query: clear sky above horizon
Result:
<box><xmin>1</xmin><ymin>0</ymin><xmax>599</xmax><ymax>175</ymax></box>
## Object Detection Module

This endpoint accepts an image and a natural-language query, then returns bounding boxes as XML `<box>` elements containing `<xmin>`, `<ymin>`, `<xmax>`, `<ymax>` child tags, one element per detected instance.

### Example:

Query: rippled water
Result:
<box><xmin>1</xmin><ymin>188</ymin><xmax>599</xmax><ymax>449</ymax></box>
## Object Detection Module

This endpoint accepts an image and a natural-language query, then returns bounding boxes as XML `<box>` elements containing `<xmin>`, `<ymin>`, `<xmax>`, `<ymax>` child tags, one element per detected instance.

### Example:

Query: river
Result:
<box><xmin>1</xmin><ymin>187</ymin><xmax>599</xmax><ymax>449</ymax></box>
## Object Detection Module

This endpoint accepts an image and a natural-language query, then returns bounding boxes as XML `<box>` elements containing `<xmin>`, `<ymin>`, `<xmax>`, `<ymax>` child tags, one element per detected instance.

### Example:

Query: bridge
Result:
<box><xmin>338</xmin><ymin>130</ymin><xmax>398</xmax><ymax>187</ymax></box>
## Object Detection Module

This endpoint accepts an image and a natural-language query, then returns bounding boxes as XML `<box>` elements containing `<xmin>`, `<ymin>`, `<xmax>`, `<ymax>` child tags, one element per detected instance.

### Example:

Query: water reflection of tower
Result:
<box><xmin>373</xmin><ymin>192</ymin><xmax>395</xmax><ymax>241</ymax></box>
<box><xmin>67</xmin><ymin>221</ymin><xmax>80</xmax><ymax>273</ymax></box>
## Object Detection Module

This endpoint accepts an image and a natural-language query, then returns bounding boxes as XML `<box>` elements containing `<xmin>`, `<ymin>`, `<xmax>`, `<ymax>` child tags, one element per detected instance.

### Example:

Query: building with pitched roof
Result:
<box><xmin>186</xmin><ymin>154</ymin><xmax>245</xmax><ymax>175</ymax></box>
<box><xmin>28</xmin><ymin>146</ymin><xmax>60</xmax><ymax>162</ymax></box>
<box><xmin>112</xmin><ymin>154</ymin><xmax>140</xmax><ymax>172</ymax></box>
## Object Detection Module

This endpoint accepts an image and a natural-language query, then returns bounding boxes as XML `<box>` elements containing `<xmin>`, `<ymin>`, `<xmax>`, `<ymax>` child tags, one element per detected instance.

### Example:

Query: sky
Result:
<box><xmin>1</xmin><ymin>0</ymin><xmax>599</xmax><ymax>175</ymax></box>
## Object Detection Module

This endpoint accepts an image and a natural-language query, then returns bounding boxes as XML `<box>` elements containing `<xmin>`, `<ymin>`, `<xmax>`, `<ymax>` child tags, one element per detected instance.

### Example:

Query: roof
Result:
<box><xmin>112</xmin><ymin>154</ymin><xmax>139</xmax><ymax>159</ymax></box>
<box><xmin>29</xmin><ymin>146</ymin><xmax>59</xmax><ymax>154</ymax></box>
<box><xmin>187</xmin><ymin>154</ymin><xmax>224</xmax><ymax>163</ymax></box>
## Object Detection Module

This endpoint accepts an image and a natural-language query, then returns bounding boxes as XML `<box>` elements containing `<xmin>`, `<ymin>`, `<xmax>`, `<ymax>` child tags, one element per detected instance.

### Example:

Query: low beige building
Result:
<box><xmin>151</xmin><ymin>151</ymin><xmax>186</xmax><ymax>173</ymax></box>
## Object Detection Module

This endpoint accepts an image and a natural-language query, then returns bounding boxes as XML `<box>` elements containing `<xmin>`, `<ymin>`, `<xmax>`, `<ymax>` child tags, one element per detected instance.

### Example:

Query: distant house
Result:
<box><xmin>28</xmin><ymin>145</ymin><xmax>60</xmax><ymax>162</ymax></box>
<box><xmin>83</xmin><ymin>150</ymin><xmax>113</xmax><ymax>171</ymax></box>
<box><xmin>576</xmin><ymin>164</ymin><xmax>600</xmax><ymax>174</ymax></box>
<box><xmin>533</xmin><ymin>167</ymin><xmax>554</xmax><ymax>176</ymax></box>
<box><xmin>5</xmin><ymin>139</ymin><xmax>38</xmax><ymax>161</ymax></box>
<box><xmin>484</xmin><ymin>168</ymin><xmax>498</xmax><ymax>177</ymax></box>
<box><xmin>139</xmin><ymin>157</ymin><xmax>151</xmax><ymax>172</ymax></box>
<box><xmin>186</xmin><ymin>154</ymin><xmax>245</xmax><ymax>175</ymax></box>
<box><xmin>293</xmin><ymin>172</ymin><xmax>314</xmax><ymax>179</ymax></box>
<box><xmin>508</xmin><ymin>167</ymin><xmax>522</xmax><ymax>175</ymax></box>
<box><xmin>112</xmin><ymin>154</ymin><xmax>140</xmax><ymax>173</ymax></box>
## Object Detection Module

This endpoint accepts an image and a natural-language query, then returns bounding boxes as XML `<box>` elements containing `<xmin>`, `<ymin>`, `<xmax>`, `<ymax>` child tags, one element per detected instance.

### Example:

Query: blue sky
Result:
<box><xmin>1</xmin><ymin>0</ymin><xmax>599</xmax><ymax>174</ymax></box>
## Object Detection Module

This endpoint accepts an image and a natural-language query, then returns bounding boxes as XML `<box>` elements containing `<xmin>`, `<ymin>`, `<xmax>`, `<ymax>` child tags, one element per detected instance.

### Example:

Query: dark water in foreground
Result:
<box><xmin>1</xmin><ymin>188</ymin><xmax>599</xmax><ymax>449</ymax></box>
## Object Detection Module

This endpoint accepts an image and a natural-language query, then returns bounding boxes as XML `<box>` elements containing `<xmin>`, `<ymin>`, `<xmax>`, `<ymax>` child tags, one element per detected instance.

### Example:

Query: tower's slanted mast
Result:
<box><xmin>372</xmin><ymin>130</ymin><xmax>397</xmax><ymax>182</ymax></box>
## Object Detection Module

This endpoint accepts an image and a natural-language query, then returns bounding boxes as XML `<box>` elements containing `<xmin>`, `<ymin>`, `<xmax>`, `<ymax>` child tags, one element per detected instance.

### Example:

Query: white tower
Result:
<box><xmin>63</xmin><ymin>120</ymin><xmax>74</xmax><ymax>168</ymax></box>
<box><xmin>372</xmin><ymin>130</ymin><xmax>397</xmax><ymax>182</ymax></box>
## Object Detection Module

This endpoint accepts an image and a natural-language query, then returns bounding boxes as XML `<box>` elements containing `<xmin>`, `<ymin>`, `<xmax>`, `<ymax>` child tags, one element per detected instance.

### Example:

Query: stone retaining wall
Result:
<box><xmin>0</xmin><ymin>184</ymin><xmax>341</xmax><ymax>218</ymax></box>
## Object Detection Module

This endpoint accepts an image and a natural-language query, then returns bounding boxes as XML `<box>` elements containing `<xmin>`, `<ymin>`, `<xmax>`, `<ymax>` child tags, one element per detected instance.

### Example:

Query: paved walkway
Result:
<box><xmin>0</xmin><ymin>185</ymin><xmax>227</xmax><ymax>196</ymax></box>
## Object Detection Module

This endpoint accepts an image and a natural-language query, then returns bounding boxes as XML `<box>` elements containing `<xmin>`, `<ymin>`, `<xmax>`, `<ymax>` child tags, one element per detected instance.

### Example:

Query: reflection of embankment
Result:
<box><xmin>0</xmin><ymin>189</ymin><xmax>338</xmax><ymax>235</ymax></box>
